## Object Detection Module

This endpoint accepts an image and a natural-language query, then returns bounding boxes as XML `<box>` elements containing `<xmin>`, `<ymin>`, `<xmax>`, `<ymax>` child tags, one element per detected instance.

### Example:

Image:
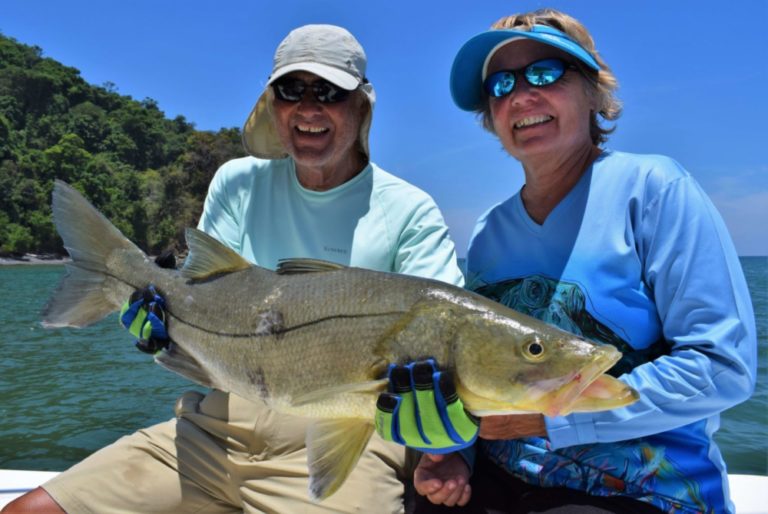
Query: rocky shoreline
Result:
<box><xmin>0</xmin><ymin>254</ymin><xmax>70</xmax><ymax>265</ymax></box>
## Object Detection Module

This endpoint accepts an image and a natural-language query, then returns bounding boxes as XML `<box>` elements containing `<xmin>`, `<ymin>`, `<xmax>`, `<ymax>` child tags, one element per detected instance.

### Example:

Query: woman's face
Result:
<box><xmin>486</xmin><ymin>39</ymin><xmax>595</xmax><ymax>165</ymax></box>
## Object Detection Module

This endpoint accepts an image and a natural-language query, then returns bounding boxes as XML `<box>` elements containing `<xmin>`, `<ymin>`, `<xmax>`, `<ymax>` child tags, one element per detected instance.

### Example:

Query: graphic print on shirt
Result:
<box><xmin>474</xmin><ymin>275</ymin><xmax>670</xmax><ymax>377</ymax></box>
<box><xmin>473</xmin><ymin>274</ymin><xmax>710</xmax><ymax>514</ymax></box>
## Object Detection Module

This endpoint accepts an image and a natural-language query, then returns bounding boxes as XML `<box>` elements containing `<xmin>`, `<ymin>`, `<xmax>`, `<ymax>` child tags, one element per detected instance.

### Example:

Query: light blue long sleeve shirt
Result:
<box><xmin>198</xmin><ymin>156</ymin><xmax>464</xmax><ymax>286</ymax></box>
<box><xmin>467</xmin><ymin>150</ymin><xmax>756</xmax><ymax>514</ymax></box>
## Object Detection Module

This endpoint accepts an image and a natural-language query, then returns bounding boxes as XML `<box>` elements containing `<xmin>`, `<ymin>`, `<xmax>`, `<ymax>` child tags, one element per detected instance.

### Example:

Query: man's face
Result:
<box><xmin>271</xmin><ymin>71</ymin><xmax>366</xmax><ymax>175</ymax></box>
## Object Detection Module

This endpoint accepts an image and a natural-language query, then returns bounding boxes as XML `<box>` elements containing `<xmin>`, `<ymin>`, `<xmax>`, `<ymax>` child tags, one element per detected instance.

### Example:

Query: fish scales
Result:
<box><xmin>42</xmin><ymin>180</ymin><xmax>640</xmax><ymax>502</ymax></box>
<box><xmin>161</xmin><ymin>268</ymin><xmax>456</xmax><ymax>418</ymax></box>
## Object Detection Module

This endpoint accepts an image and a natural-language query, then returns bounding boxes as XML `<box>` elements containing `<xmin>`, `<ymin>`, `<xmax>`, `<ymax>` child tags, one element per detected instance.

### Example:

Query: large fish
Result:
<box><xmin>42</xmin><ymin>180</ymin><xmax>639</xmax><ymax>501</ymax></box>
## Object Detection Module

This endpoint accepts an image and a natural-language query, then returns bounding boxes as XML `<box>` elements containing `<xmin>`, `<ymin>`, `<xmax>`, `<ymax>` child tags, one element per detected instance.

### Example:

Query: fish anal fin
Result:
<box><xmin>181</xmin><ymin>228</ymin><xmax>252</xmax><ymax>280</ymax></box>
<box><xmin>154</xmin><ymin>343</ymin><xmax>219</xmax><ymax>389</ymax></box>
<box><xmin>277</xmin><ymin>258</ymin><xmax>346</xmax><ymax>275</ymax></box>
<box><xmin>306</xmin><ymin>418</ymin><xmax>374</xmax><ymax>501</ymax></box>
<box><xmin>291</xmin><ymin>379</ymin><xmax>389</xmax><ymax>406</ymax></box>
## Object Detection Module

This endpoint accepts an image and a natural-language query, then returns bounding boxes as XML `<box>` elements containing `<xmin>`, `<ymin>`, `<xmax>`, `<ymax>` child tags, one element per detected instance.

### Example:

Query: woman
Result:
<box><xmin>411</xmin><ymin>8</ymin><xmax>756</xmax><ymax>514</ymax></box>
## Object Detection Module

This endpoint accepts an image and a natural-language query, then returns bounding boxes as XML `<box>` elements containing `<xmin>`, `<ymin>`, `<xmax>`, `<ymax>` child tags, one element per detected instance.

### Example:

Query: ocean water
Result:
<box><xmin>0</xmin><ymin>258</ymin><xmax>766</xmax><ymax>475</ymax></box>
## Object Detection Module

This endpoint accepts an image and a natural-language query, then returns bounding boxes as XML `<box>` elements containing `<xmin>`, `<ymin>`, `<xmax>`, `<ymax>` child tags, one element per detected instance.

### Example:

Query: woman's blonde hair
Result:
<box><xmin>479</xmin><ymin>9</ymin><xmax>622</xmax><ymax>145</ymax></box>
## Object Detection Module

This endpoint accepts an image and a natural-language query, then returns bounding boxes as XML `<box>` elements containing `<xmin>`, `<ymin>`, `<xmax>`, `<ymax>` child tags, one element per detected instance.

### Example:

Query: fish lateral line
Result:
<box><xmin>171</xmin><ymin>310</ymin><xmax>409</xmax><ymax>338</ymax></box>
<box><xmin>43</xmin><ymin>180</ymin><xmax>642</xmax><ymax>503</ymax></box>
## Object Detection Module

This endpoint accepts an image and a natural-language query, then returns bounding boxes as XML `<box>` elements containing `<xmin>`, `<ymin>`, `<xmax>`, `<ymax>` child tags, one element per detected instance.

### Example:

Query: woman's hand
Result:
<box><xmin>479</xmin><ymin>413</ymin><xmax>547</xmax><ymax>439</ymax></box>
<box><xmin>414</xmin><ymin>452</ymin><xmax>472</xmax><ymax>507</ymax></box>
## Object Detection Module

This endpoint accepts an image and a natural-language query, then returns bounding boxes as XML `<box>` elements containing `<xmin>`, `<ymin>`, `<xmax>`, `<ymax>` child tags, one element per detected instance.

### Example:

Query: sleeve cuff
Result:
<box><xmin>544</xmin><ymin>413</ymin><xmax>597</xmax><ymax>449</ymax></box>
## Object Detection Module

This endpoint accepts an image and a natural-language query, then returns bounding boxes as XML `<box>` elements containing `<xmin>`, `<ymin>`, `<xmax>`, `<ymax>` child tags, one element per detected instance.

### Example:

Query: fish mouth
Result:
<box><xmin>539</xmin><ymin>346</ymin><xmax>622</xmax><ymax>417</ymax></box>
<box><xmin>456</xmin><ymin>345</ymin><xmax>629</xmax><ymax>417</ymax></box>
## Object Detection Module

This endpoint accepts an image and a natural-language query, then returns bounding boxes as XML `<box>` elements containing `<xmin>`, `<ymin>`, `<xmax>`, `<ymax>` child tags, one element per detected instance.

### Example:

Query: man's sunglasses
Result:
<box><xmin>483</xmin><ymin>58</ymin><xmax>578</xmax><ymax>98</ymax></box>
<box><xmin>272</xmin><ymin>77</ymin><xmax>352</xmax><ymax>104</ymax></box>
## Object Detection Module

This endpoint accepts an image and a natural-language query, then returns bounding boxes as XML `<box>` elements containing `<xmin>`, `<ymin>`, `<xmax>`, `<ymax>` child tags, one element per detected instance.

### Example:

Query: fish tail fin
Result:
<box><xmin>42</xmin><ymin>180</ymin><xmax>147</xmax><ymax>328</ymax></box>
<box><xmin>306</xmin><ymin>419</ymin><xmax>375</xmax><ymax>501</ymax></box>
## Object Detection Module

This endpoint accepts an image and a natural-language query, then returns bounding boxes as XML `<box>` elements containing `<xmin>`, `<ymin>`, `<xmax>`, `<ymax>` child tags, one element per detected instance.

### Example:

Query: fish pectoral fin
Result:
<box><xmin>291</xmin><ymin>379</ymin><xmax>389</xmax><ymax>406</ymax></box>
<box><xmin>181</xmin><ymin>228</ymin><xmax>252</xmax><ymax>280</ymax></box>
<box><xmin>306</xmin><ymin>418</ymin><xmax>374</xmax><ymax>501</ymax></box>
<box><xmin>154</xmin><ymin>343</ymin><xmax>219</xmax><ymax>389</ymax></box>
<box><xmin>276</xmin><ymin>258</ymin><xmax>346</xmax><ymax>275</ymax></box>
<box><xmin>567</xmin><ymin>375</ymin><xmax>640</xmax><ymax>413</ymax></box>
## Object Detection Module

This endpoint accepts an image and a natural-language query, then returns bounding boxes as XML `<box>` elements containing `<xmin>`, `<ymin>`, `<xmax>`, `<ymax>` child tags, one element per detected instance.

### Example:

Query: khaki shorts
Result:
<box><xmin>43</xmin><ymin>390</ymin><xmax>412</xmax><ymax>513</ymax></box>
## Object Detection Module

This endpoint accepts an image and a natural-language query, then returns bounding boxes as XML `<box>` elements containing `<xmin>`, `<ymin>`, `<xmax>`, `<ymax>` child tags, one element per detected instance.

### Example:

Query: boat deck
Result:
<box><xmin>1</xmin><ymin>470</ymin><xmax>765</xmax><ymax>512</ymax></box>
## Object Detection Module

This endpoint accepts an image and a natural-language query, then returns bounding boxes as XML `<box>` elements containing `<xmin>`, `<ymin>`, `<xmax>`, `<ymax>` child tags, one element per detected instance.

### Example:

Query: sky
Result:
<box><xmin>3</xmin><ymin>0</ymin><xmax>767</xmax><ymax>256</ymax></box>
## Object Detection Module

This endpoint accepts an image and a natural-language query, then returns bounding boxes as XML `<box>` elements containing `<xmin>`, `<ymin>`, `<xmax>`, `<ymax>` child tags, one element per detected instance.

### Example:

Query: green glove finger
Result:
<box><xmin>390</xmin><ymin>365</ymin><xmax>428</xmax><ymax>447</ymax></box>
<box><xmin>374</xmin><ymin>392</ymin><xmax>399</xmax><ymax>443</ymax></box>
<box><xmin>437</xmin><ymin>370</ymin><xmax>480</xmax><ymax>443</ymax></box>
<box><xmin>412</xmin><ymin>361</ymin><xmax>457</xmax><ymax>447</ymax></box>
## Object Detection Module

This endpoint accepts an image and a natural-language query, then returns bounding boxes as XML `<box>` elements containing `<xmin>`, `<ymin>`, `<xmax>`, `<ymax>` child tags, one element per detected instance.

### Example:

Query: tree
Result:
<box><xmin>68</xmin><ymin>101</ymin><xmax>110</xmax><ymax>152</ymax></box>
<box><xmin>0</xmin><ymin>220</ymin><xmax>35</xmax><ymax>255</ymax></box>
<box><xmin>43</xmin><ymin>133</ymin><xmax>92</xmax><ymax>183</ymax></box>
<box><xmin>0</xmin><ymin>33</ymin><xmax>243</xmax><ymax>256</ymax></box>
<box><xmin>0</xmin><ymin>113</ymin><xmax>12</xmax><ymax>159</ymax></box>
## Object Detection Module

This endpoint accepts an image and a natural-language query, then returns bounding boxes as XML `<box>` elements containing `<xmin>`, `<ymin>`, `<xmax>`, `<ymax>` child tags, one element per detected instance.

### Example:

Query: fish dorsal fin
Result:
<box><xmin>306</xmin><ymin>418</ymin><xmax>374</xmax><ymax>501</ymax></box>
<box><xmin>181</xmin><ymin>228</ymin><xmax>252</xmax><ymax>280</ymax></box>
<box><xmin>276</xmin><ymin>258</ymin><xmax>346</xmax><ymax>275</ymax></box>
<box><xmin>291</xmin><ymin>379</ymin><xmax>389</xmax><ymax>407</ymax></box>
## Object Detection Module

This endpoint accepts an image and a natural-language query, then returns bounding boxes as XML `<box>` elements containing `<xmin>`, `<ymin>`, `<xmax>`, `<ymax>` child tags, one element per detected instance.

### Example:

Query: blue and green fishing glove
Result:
<box><xmin>375</xmin><ymin>359</ymin><xmax>479</xmax><ymax>453</ymax></box>
<box><xmin>119</xmin><ymin>285</ymin><xmax>170</xmax><ymax>354</ymax></box>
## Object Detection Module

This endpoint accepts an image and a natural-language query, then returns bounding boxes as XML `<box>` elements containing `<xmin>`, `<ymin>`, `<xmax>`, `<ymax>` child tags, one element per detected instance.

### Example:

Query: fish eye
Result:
<box><xmin>522</xmin><ymin>339</ymin><xmax>546</xmax><ymax>361</ymax></box>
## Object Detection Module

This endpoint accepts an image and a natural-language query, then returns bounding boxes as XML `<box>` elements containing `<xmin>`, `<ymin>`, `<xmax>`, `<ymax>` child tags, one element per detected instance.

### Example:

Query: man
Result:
<box><xmin>5</xmin><ymin>24</ymin><xmax>464</xmax><ymax>514</ymax></box>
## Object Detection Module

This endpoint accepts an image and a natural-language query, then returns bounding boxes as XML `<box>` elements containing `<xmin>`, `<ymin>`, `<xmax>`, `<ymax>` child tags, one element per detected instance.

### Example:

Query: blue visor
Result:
<box><xmin>450</xmin><ymin>24</ymin><xmax>601</xmax><ymax>111</ymax></box>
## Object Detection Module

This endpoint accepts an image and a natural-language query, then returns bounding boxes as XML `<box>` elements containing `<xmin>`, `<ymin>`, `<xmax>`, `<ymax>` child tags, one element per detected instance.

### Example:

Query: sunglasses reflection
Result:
<box><xmin>272</xmin><ymin>77</ymin><xmax>352</xmax><ymax>104</ymax></box>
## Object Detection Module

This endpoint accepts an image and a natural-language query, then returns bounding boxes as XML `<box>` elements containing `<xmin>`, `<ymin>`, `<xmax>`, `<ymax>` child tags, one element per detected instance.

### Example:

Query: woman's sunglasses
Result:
<box><xmin>483</xmin><ymin>58</ymin><xmax>578</xmax><ymax>98</ymax></box>
<box><xmin>272</xmin><ymin>77</ymin><xmax>352</xmax><ymax>104</ymax></box>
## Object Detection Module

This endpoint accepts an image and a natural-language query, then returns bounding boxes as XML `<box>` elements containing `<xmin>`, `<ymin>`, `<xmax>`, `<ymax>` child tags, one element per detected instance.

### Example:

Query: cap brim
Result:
<box><xmin>242</xmin><ymin>89</ymin><xmax>287</xmax><ymax>159</ymax></box>
<box><xmin>450</xmin><ymin>28</ymin><xmax>600</xmax><ymax>111</ymax></box>
<box><xmin>268</xmin><ymin>62</ymin><xmax>359</xmax><ymax>90</ymax></box>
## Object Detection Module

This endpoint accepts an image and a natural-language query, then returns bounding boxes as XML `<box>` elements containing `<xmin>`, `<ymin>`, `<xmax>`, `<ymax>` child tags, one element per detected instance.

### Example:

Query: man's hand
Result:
<box><xmin>374</xmin><ymin>359</ymin><xmax>479</xmax><ymax>453</ymax></box>
<box><xmin>414</xmin><ymin>453</ymin><xmax>472</xmax><ymax>507</ymax></box>
<box><xmin>119</xmin><ymin>285</ymin><xmax>170</xmax><ymax>354</ymax></box>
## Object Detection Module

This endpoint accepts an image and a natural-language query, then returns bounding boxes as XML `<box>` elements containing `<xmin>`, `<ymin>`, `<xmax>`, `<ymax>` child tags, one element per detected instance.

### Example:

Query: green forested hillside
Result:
<box><xmin>0</xmin><ymin>33</ymin><xmax>246</xmax><ymax>256</ymax></box>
